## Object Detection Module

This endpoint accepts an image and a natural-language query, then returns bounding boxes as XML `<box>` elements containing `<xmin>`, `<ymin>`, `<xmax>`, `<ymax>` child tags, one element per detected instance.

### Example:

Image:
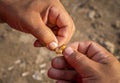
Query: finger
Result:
<box><xmin>78</xmin><ymin>41</ymin><xmax>118</xmax><ymax>64</ymax></box>
<box><xmin>26</xmin><ymin>13</ymin><xmax>58</xmax><ymax>50</ymax></box>
<box><xmin>67</xmin><ymin>41</ymin><xmax>107</xmax><ymax>55</ymax></box>
<box><xmin>48</xmin><ymin>6</ymin><xmax>75</xmax><ymax>46</ymax></box>
<box><xmin>56</xmin><ymin>80</ymin><xmax>71</xmax><ymax>83</ymax></box>
<box><xmin>63</xmin><ymin>47</ymin><xmax>101</xmax><ymax>77</ymax></box>
<box><xmin>78</xmin><ymin>41</ymin><xmax>110</xmax><ymax>58</ymax></box>
<box><xmin>34</xmin><ymin>39</ymin><xmax>45</xmax><ymax>47</ymax></box>
<box><xmin>48</xmin><ymin>68</ymin><xmax>77</xmax><ymax>81</ymax></box>
<box><xmin>68</xmin><ymin>41</ymin><xmax>116</xmax><ymax>64</ymax></box>
<box><xmin>52</xmin><ymin>56</ymin><xmax>72</xmax><ymax>69</ymax></box>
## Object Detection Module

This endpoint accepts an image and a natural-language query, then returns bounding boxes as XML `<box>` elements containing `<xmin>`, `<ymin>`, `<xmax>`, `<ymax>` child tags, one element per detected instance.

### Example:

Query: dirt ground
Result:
<box><xmin>0</xmin><ymin>0</ymin><xmax>120</xmax><ymax>83</ymax></box>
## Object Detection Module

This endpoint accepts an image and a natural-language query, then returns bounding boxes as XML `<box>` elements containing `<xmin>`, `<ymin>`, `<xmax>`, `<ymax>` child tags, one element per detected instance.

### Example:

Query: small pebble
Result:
<box><xmin>14</xmin><ymin>59</ymin><xmax>21</xmax><ymax>65</ymax></box>
<box><xmin>87</xmin><ymin>10</ymin><xmax>96</xmax><ymax>20</ymax></box>
<box><xmin>22</xmin><ymin>72</ymin><xmax>29</xmax><ymax>77</ymax></box>
<box><xmin>112</xmin><ymin>20</ymin><xmax>120</xmax><ymax>29</ymax></box>
<box><xmin>116</xmin><ymin>20</ymin><xmax>120</xmax><ymax>28</ymax></box>
<box><xmin>104</xmin><ymin>41</ymin><xmax>115</xmax><ymax>53</ymax></box>
<box><xmin>40</xmin><ymin>70</ymin><xmax>46</xmax><ymax>74</ymax></box>
<box><xmin>32</xmin><ymin>71</ymin><xmax>42</xmax><ymax>81</ymax></box>
<box><xmin>40</xmin><ymin>63</ymin><xmax>46</xmax><ymax>69</ymax></box>
<box><xmin>8</xmin><ymin>66</ymin><xmax>14</xmax><ymax>71</ymax></box>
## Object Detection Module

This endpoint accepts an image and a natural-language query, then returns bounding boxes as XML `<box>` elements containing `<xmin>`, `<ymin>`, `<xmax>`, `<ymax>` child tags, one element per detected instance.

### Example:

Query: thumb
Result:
<box><xmin>63</xmin><ymin>47</ymin><xmax>99</xmax><ymax>76</ymax></box>
<box><xmin>29</xmin><ymin>15</ymin><xmax>58</xmax><ymax>50</ymax></box>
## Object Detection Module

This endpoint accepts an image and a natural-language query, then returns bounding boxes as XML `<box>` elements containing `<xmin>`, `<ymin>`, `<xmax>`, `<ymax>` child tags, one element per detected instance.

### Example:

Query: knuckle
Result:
<box><xmin>52</xmin><ymin>57</ymin><xmax>59</xmax><ymax>67</ymax></box>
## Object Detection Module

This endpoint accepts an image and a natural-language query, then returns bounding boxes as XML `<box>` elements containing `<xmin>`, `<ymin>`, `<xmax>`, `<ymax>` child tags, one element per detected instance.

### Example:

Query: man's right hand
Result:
<box><xmin>48</xmin><ymin>41</ymin><xmax>120</xmax><ymax>83</ymax></box>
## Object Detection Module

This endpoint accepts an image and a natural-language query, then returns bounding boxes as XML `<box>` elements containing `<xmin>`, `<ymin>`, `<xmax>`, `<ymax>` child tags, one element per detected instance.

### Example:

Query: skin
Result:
<box><xmin>48</xmin><ymin>41</ymin><xmax>120</xmax><ymax>83</ymax></box>
<box><xmin>0</xmin><ymin>0</ymin><xmax>75</xmax><ymax>50</ymax></box>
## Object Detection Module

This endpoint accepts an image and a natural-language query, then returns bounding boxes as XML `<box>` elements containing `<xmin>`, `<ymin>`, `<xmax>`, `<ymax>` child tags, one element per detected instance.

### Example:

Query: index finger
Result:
<box><xmin>48</xmin><ymin>6</ymin><xmax>75</xmax><ymax>46</ymax></box>
<box><xmin>67</xmin><ymin>41</ymin><xmax>115</xmax><ymax>63</ymax></box>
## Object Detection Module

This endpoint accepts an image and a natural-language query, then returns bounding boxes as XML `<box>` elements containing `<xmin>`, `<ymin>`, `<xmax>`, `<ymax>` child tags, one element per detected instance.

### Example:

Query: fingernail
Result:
<box><xmin>64</xmin><ymin>47</ymin><xmax>74</xmax><ymax>57</ymax></box>
<box><xmin>49</xmin><ymin>42</ymin><xmax>58</xmax><ymax>50</ymax></box>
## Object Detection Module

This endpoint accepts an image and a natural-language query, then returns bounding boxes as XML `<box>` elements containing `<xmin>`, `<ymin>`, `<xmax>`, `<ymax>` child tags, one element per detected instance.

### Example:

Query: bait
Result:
<box><xmin>55</xmin><ymin>44</ymin><xmax>66</xmax><ymax>54</ymax></box>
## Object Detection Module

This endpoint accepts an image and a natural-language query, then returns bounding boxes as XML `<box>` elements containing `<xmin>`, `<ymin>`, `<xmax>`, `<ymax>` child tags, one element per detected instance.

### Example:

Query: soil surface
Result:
<box><xmin>0</xmin><ymin>0</ymin><xmax>120</xmax><ymax>83</ymax></box>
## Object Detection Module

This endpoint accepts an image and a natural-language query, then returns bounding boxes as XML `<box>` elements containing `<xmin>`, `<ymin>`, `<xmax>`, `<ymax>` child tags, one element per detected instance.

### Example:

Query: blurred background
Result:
<box><xmin>0</xmin><ymin>0</ymin><xmax>120</xmax><ymax>83</ymax></box>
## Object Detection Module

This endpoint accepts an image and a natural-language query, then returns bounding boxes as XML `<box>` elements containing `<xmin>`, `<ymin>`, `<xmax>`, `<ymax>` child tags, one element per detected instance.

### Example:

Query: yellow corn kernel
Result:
<box><xmin>55</xmin><ymin>44</ymin><xmax>66</xmax><ymax>54</ymax></box>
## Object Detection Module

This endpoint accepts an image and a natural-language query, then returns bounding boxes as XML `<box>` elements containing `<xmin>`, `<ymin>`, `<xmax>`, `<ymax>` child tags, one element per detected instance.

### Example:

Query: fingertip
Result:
<box><xmin>48</xmin><ymin>42</ymin><xmax>58</xmax><ymax>50</ymax></box>
<box><xmin>47</xmin><ymin>68</ymin><xmax>53</xmax><ymax>78</ymax></box>
<box><xmin>34</xmin><ymin>40</ymin><xmax>42</xmax><ymax>47</ymax></box>
<box><xmin>51</xmin><ymin>57</ymin><xmax>59</xmax><ymax>68</ymax></box>
<box><xmin>52</xmin><ymin>56</ymin><xmax>68</xmax><ymax>69</ymax></box>
<box><xmin>47</xmin><ymin>68</ymin><xmax>59</xmax><ymax>79</ymax></box>
<box><xmin>48</xmin><ymin>67</ymin><xmax>51</xmax><ymax>76</ymax></box>
<box><xmin>63</xmin><ymin>47</ymin><xmax>74</xmax><ymax>58</ymax></box>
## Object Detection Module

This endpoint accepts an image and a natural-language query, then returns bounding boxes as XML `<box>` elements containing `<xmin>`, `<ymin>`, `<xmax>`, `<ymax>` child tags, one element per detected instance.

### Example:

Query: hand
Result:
<box><xmin>48</xmin><ymin>41</ymin><xmax>120</xmax><ymax>83</ymax></box>
<box><xmin>0</xmin><ymin>0</ymin><xmax>75</xmax><ymax>50</ymax></box>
